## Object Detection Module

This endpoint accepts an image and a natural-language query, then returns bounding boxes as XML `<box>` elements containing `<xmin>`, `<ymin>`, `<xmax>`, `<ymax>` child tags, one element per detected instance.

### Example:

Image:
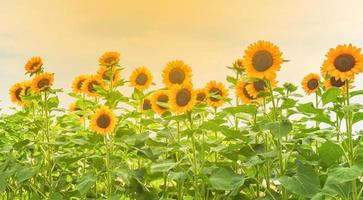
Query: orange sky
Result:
<box><xmin>1</xmin><ymin>0</ymin><xmax>363</xmax><ymax>109</ymax></box>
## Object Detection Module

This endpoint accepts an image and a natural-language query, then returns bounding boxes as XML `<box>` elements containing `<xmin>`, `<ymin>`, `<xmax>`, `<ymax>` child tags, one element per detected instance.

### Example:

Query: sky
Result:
<box><xmin>1</xmin><ymin>0</ymin><xmax>363</xmax><ymax>110</ymax></box>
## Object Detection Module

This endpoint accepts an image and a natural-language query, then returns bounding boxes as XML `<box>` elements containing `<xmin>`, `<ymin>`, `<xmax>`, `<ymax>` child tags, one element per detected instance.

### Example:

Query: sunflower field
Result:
<box><xmin>2</xmin><ymin>41</ymin><xmax>363</xmax><ymax>200</ymax></box>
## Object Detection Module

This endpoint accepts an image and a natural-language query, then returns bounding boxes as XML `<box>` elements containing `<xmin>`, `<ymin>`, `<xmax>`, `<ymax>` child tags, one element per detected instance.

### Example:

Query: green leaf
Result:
<box><xmin>279</xmin><ymin>163</ymin><xmax>320</xmax><ymax>198</ymax></box>
<box><xmin>353</xmin><ymin>112</ymin><xmax>363</xmax><ymax>124</ymax></box>
<box><xmin>76</xmin><ymin>171</ymin><xmax>97</xmax><ymax>195</ymax></box>
<box><xmin>318</xmin><ymin>141</ymin><xmax>344</xmax><ymax>166</ymax></box>
<box><xmin>265</xmin><ymin>120</ymin><xmax>292</xmax><ymax>138</ymax></box>
<box><xmin>226</xmin><ymin>76</ymin><xmax>237</xmax><ymax>85</ymax></box>
<box><xmin>48</xmin><ymin>96</ymin><xmax>59</xmax><ymax>109</ymax></box>
<box><xmin>15</xmin><ymin>166</ymin><xmax>39</xmax><ymax>183</ymax></box>
<box><xmin>281</xmin><ymin>98</ymin><xmax>297</xmax><ymax>109</ymax></box>
<box><xmin>296</xmin><ymin>103</ymin><xmax>322</xmax><ymax>115</ymax></box>
<box><xmin>322</xmin><ymin>87</ymin><xmax>341</xmax><ymax>105</ymax></box>
<box><xmin>150</xmin><ymin>160</ymin><xmax>178</xmax><ymax>173</ymax></box>
<box><xmin>208</xmin><ymin>168</ymin><xmax>244</xmax><ymax>191</ymax></box>
<box><xmin>223</xmin><ymin>105</ymin><xmax>257</xmax><ymax>115</ymax></box>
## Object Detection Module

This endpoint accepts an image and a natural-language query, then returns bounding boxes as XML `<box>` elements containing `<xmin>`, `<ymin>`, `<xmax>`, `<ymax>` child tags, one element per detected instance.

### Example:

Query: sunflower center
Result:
<box><xmin>243</xmin><ymin>84</ymin><xmax>255</xmax><ymax>100</ymax></box>
<box><xmin>176</xmin><ymin>89</ymin><xmax>191</xmax><ymax>107</ymax></box>
<box><xmin>334</xmin><ymin>54</ymin><xmax>355</xmax><ymax>72</ymax></box>
<box><xmin>15</xmin><ymin>88</ymin><xmax>23</xmax><ymax>101</ymax></box>
<box><xmin>96</xmin><ymin>114</ymin><xmax>111</xmax><ymax>129</ymax></box>
<box><xmin>209</xmin><ymin>87</ymin><xmax>222</xmax><ymax>102</ymax></box>
<box><xmin>330</xmin><ymin>77</ymin><xmax>345</xmax><ymax>87</ymax></box>
<box><xmin>37</xmin><ymin>79</ymin><xmax>50</xmax><ymax>89</ymax></box>
<box><xmin>88</xmin><ymin>81</ymin><xmax>99</xmax><ymax>93</ymax></box>
<box><xmin>77</xmin><ymin>79</ymin><xmax>85</xmax><ymax>90</ymax></box>
<box><xmin>169</xmin><ymin>68</ymin><xmax>185</xmax><ymax>84</ymax></box>
<box><xmin>307</xmin><ymin>79</ymin><xmax>318</xmax><ymax>90</ymax></box>
<box><xmin>252</xmin><ymin>50</ymin><xmax>273</xmax><ymax>72</ymax></box>
<box><xmin>253</xmin><ymin>80</ymin><xmax>266</xmax><ymax>92</ymax></box>
<box><xmin>136</xmin><ymin>73</ymin><xmax>148</xmax><ymax>85</ymax></box>
<box><xmin>157</xmin><ymin>95</ymin><xmax>169</xmax><ymax>109</ymax></box>
<box><xmin>196</xmin><ymin>92</ymin><xmax>206</xmax><ymax>101</ymax></box>
<box><xmin>143</xmin><ymin>99</ymin><xmax>152</xmax><ymax>110</ymax></box>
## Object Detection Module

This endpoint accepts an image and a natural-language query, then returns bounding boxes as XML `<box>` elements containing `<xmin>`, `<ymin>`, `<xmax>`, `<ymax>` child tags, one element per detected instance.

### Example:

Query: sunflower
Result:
<box><xmin>69</xmin><ymin>103</ymin><xmax>81</xmax><ymax>112</ymax></box>
<box><xmin>21</xmin><ymin>81</ymin><xmax>32</xmax><ymax>96</ymax></box>
<box><xmin>9</xmin><ymin>82</ymin><xmax>25</xmax><ymax>105</ymax></box>
<box><xmin>169</xmin><ymin>83</ymin><xmax>196</xmax><ymax>114</ymax></box>
<box><xmin>99</xmin><ymin>51</ymin><xmax>120</xmax><ymax>66</ymax></box>
<box><xmin>72</xmin><ymin>75</ymin><xmax>89</xmax><ymax>94</ymax></box>
<box><xmin>323</xmin><ymin>76</ymin><xmax>347</xmax><ymax>90</ymax></box>
<box><xmin>195</xmin><ymin>88</ymin><xmax>207</xmax><ymax>102</ymax></box>
<box><xmin>81</xmin><ymin>76</ymin><xmax>104</xmax><ymax>97</ymax></box>
<box><xmin>90</xmin><ymin>106</ymin><xmax>117</xmax><ymax>135</ymax></box>
<box><xmin>236</xmin><ymin>80</ymin><xmax>257</xmax><ymax>104</ymax></box>
<box><xmin>142</xmin><ymin>98</ymin><xmax>152</xmax><ymax>111</ymax></box>
<box><xmin>242</xmin><ymin>40</ymin><xmax>283</xmax><ymax>80</ymax></box>
<box><xmin>233</xmin><ymin>59</ymin><xmax>244</xmax><ymax>70</ymax></box>
<box><xmin>245</xmin><ymin>78</ymin><xmax>277</xmax><ymax>98</ymax></box>
<box><xmin>97</xmin><ymin>65</ymin><xmax>121</xmax><ymax>84</ymax></box>
<box><xmin>25</xmin><ymin>57</ymin><xmax>43</xmax><ymax>74</ymax></box>
<box><xmin>205</xmin><ymin>81</ymin><xmax>228</xmax><ymax>108</ymax></box>
<box><xmin>301</xmin><ymin>74</ymin><xmax>320</xmax><ymax>95</ymax></box>
<box><xmin>31</xmin><ymin>73</ymin><xmax>54</xmax><ymax>93</ymax></box>
<box><xmin>162</xmin><ymin>60</ymin><xmax>192</xmax><ymax>88</ymax></box>
<box><xmin>321</xmin><ymin>44</ymin><xmax>363</xmax><ymax>81</ymax></box>
<box><xmin>130</xmin><ymin>66</ymin><xmax>153</xmax><ymax>91</ymax></box>
<box><xmin>151</xmin><ymin>90</ymin><xmax>170</xmax><ymax>115</ymax></box>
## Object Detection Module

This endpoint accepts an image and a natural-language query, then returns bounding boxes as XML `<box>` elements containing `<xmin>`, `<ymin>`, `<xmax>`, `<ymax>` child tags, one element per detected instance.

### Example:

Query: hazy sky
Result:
<box><xmin>1</xmin><ymin>0</ymin><xmax>363</xmax><ymax>109</ymax></box>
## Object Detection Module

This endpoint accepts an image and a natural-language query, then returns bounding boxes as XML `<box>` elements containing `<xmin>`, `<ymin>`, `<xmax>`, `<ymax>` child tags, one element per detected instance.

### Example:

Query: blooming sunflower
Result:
<box><xmin>81</xmin><ymin>76</ymin><xmax>104</xmax><ymax>97</ymax></box>
<box><xmin>72</xmin><ymin>75</ymin><xmax>89</xmax><ymax>94</ymax></box>
<box><xmin>245</xmin><ymin>79</ymin><xmax>276</xmax><ymax>99</ymax></box>
<box><xmin>90</xmin><ymin>106</ymin><xmax>117</xmax><ymax>135</ymax></box>
<box><xmin>242</xmin><ymin>40</ymin><xmax>283</xmax><ymax>80</ymax></box>
<box><xmin>301</xmin><ymin>73</ymin><xmax>320</xmax><ymax>95</ymax></box>
<box><xmin>25</xmin><ymin>57</ymin><xmax>43</xmax><ymax>74</ymax></box>
<box><xmin>162</xmin><ymin>60</ymin><xmax>192</xmax><ymax>88</ymax></box>
<box><xmin>142</xmin><ymin>98</ymin><xmax>152</xmax><ymax>111</ymax></box>
<box><xmin>97</xmin><ymin>66</ymin><xmax>121</xmax><ymax>84</ymax></box>
<box><xmin>31</xmin><ymin>73</ymin><xmax>54</xmax><ymax>93</ymax></box>
<box><xmin>323</xmin><ymin>76</ymin><xmax>347</xmax><ymax>90</ymax></box>
<box><xmin>99</xmin><ymin>51</ymin><xmax>120</xmax><ymax>66</ymax></box>
<box><xmin>205</xmin><ymin>81</ymin><xmax>228</xmax><ymax>108</ymax></box>
<box><xmin>130</xmin><ymin>66</ymin><xmax>153</xmax><ymax>91</ymax></box>
<box><xmin>236</xmin><ymin>80</ymin><xmax>257</xmax><ymax>104</ymax></box>
<box><xmin>195</xmin><ymin>88</ymin><xmax>207</xmax><ymax>102</ymax></box>
<box><xmin>151</xmin><ymin>90</ymin><xmax>170</xmax><ymax>115</ymax></box>
<box><xmin>169</xmin><ymin>83</ymin><xmax>196</xmax><ymax>114</ymax></box>
<box><xmin>321</xmin><ymin>44</ymin><xmax>363</xmax><ymax>81</ymax></box>
<box><xmin>9</xmin><ymin>82</ymin><xmax>25</xmax><ymax>105</ymax></box>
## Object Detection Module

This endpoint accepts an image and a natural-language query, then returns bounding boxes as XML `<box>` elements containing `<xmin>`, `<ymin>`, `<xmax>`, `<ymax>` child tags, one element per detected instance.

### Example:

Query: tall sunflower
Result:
<box><xmin>9</xmin><ymin>82</ymin><xmax>25</xmax><ymax>106</ymax></box>
<box><xmin>162</xmin><ymin>60</ymin><xmax>192</xmax><ymax>88</ymax></box>
<box><xmin>99</xmin><ymin>51</ymin><xmax>120</xmax><ymax>66</ymax></box>
<box><xmin>90</xmin><ymin>106</ymin><xmax>117</xmax><ymax>135</ymax></box>
<box><xmin>205</xmin><ymin>81</ymin><xmax>228</xmax><ymax>108</ymax></box>
<box><xmin>97</xmin><ymin>65</ymin><xmax>121</xmax><ymax>84</ymax></box>
<box><xmin>72</xmin><ymin>75</ymin><xmax>89</xmax><ymax>94</ymax></box>
<box><xmin>25</xmin><ymin>57</ymin><xmax>43</xmax><ymax>74</ymax></box>
<box><xmin>195</xmin><ymin>88</ymin><xmax>207</xmax><ymax>102</ymax></box>
<box><xmin>130</xmin><ymin>66</ymin><xmax>153</xmax><ymax>91</ymax></box>
<box><xmin>151</xmin><ymin>90</ymin><xmax>170</xmax><ymax>115</ymax></box>
<box><xmin>82</xmin><ymin>76</ymin><xmax>104</xmax><ymax>97</ymax></box>
<box><xmin>169</xmin><ymin>83</ymin><xmax>196</xmax><ymax>114</ymax></box>
<box><xmin>245</xmin><ymin>79</ymin><xmax>276</xmax><ymax>99</ymax></box>
<box><xmin>321</xmin><ymin>44</ymin><xmax>363</xmax><ymax>81</ymax></box>
<box><xmin>31</xmin><ymin>73</ymin><xmax>54</xmax><ymax>93</ymax></box>
<box><xmin>301</xmin><ymin>74</ymin><xmax>320</xmax><ymax>95</ymax></box>
<box><xmin>236</xmin><ymin>80</ymin><xmax>257</xmax><ymax>104</ymax></box>
<box><xmin>242</xmin><ymin>40</ymin><xmax>283</xmax><ymax>80</ymax></box>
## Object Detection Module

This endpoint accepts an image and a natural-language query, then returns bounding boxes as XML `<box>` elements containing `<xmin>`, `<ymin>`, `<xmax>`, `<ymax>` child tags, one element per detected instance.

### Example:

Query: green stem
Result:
<box><xmin>44</xmin><ymin>91</ymin><xmax>52</xmax><ymax>192</ymax></box>
<box><xmin>188</xmin><ymin>112</ymin><xmax>200</xmax><ymax>199</ymax></box>
<box><xmin>106</xmin><ymin>134</ymin><xmax>114</xmax><ymax>196</ymax></box>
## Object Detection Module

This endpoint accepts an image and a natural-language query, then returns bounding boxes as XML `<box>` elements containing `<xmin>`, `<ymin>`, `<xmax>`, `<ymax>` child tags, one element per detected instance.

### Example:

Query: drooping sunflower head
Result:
<box><xmin>98</xmin><ymin>51</ymin><xmax>120</xmax><ymax>66</ymax></box>
<box><xmin>245</xmin><ymin>78</ymin><xmax>276</xmax><ymax>99</ymax></box>
<box><xmin>72</xmin><ymin>75</ymin><xmax>89</xmax><ymax>94</ymax></box>
<box><xmin>9</xmin><ymin>82</ymin><xmax>26</xmax><ymax>106</ymax></box>
<box><xmin>31</xmin><ymin>73</ymin><xmax>54</xmax><ymax>93</ymax></box>
<box><xmin>169</xmin><ymin>83</ymin><xmax>196</xmax><ymax>114</ymax></box>
<box><xmin>97</xmin><ymin>65</ymin><xmax>121</xmax><ymax>84</ymax></box>
<box><xmin>162</xmin><ymin>60</ymin><xmax>192</xmax><ymax>88</ymax></box>
<box><xmin>151</xmin><ymin>90</ymin><xmax>170</xmax><ymax>115</ymax></box>
<box><xmin>205</xmin><ymin>81</ymin><xmax>228</xmax><ymax>108</ymax></box>
<box><xmin>25</xmin><ymin>57</ymin><xmax>43</xmax><ymax>74</ymax></box>
<box><xmin>242</xmin><ymin>40</ymin><xmax>283</xmax><ymax>80</ymax></box>
<box><xmin>81</xmin><ymin>75</ymin><xmax>104</xmax><ymax>97</ymax></box>
<box><xmin>142</xmin><ymin>98</ymin><xmax>152</xmax><ymax>111</ymax></box>
<box><xmin>90</xmin><ymin>106</ymin><xmax>117</xmax><ymax>135</ymax></box>
<box><xmin>301</xmin><ymin>73</ymin><xmax>320</xmax><ymax>95</ymax></box>
<box><xmin>195</xmin><ymin>88</ymin><xmax>207</xmax><ymax>102</ymax></box>
<box><xmin>236</xmin><ymin>80</ymin><xmax>257</xmax><ymax>104</ymax></box>
<box><xmin>233</xmin><ymin>59</ymin><xmax>244</xmax><ymax>71</ymax></box>
<box><xmin>130</xmin><ymin>66</ymin><xmax>153</xmax><ymax>91</ymax></box>
<box><xmin>322</xmin><ymin>44</ymin><xmax>363</xmax><ymax>81</ymax></box>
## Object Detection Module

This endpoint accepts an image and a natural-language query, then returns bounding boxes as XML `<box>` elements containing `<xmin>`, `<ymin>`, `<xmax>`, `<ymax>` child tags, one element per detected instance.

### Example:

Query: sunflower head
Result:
<box><xmin>195</xmin><ymin>88</ymin><xmax>207</xmax><ymax>102</ymax></box>
<box><xmin>82</xmin><ymin>76</ymin><xmax>105</xmax><ymax>97</ymax></box>
<box><xmin>205</xmin><ymin>81</ymin><xmax>228</xmax><ymax>108</ymax></box>
<box><xmin>69</xmin><ymin>103</ymin><xmax>81</xmax><ymax>112</ymax></box>
<box><xmin>31</xmin><ymin>73</ymin><xmax>54</xmax><ymax>93</ymax></box>
<box><xmin>90</xmin><ymin>106</ymin><xmax>117</xmax><ymax>135</ymax></box>
<box><xmin>236</xmin><ymin>80</ymin><xmax>258</xmax><ymax>104</ymax></box>
<box><xmin>169</xmin><ymin>83</ymin><xmax>196</xmax><ymax>114</ymax></box>
<box><xmin>25</xmin><ymin>57</ymin><xmax>43</xmax><ymax>74</ymax></box>
<box><xmin>130</xmin><ymin>66</ymin><xmax>153</xmax><ymax>91</ymax></box>
<box><xmin>301</xmin><ymin>73</ymin><xmax>320</xmax><ymax>95</ymax></box>
<box><xmin>162</xmin><ymin>60</ymin><xmax>192</xmax><ymax>88</ymax></box>
<box><xmin>233</xmin><ymin>59</ymin><xmax>244</xmax><ymax>71</ymax></box>
<box><xmin>242</xmin><ymin>41</ymin><xmax>283</xmax><ymax>80</ymax></box>
<box><xmin>322</xmin><ymin>44</ymin><xmax>363</xmax><ymax>81</ymax></box>
<box><xmin>245</xmin><ymin>78</ymin><xmax>276</xmax><ymax>99</ymax></box>
<box><xmin>72</xmin><ymin>75</ymin><xmax>89</xmax><ymax>94</ymax></box>
<box><xmin>151</xmin><ymin>90</ymin><xmax>170</xmax><ymax>115</ymax></box>
<box><xmin>323</xmin><ymin>76</ymin><xmax>346</xmax><ymax>90</ymax></box>
<box><xmin>142</xmin><ymin>98</ymin><xmax>152</xmax><ymax>111</ymax></box>
<box><xmin>9</xmin><ymin>82</ymin><xmax>26</xmax><ymax>106</ymax></box>
<box><xmin>99</xmin><ymin>51</ymin><xmax>120</xmax><ymax>66</ymax></box>
<box><xmin>97</xmin><ymin>66</ymin><xmax>121</xmax><ymax>84</ymax></box>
